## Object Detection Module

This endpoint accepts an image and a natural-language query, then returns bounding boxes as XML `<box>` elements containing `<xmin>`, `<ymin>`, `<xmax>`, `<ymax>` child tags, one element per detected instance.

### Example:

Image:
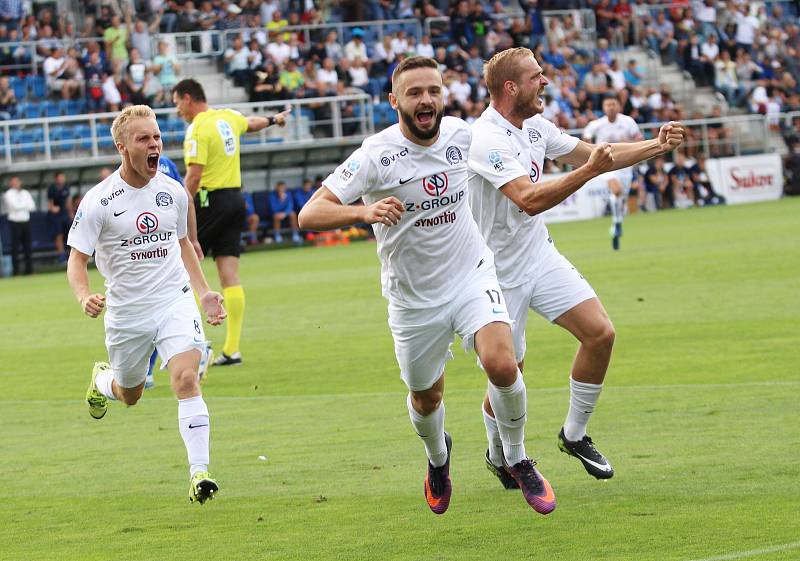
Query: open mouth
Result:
<box><xmin>415</xmin><ymin>109</ymin><xmax>435</xmax><ymax>126</ymax></box>
<box><xmin>146</xmin><ymin>153</ymin><xmax>159</xmax><ymax>173</ymax></box>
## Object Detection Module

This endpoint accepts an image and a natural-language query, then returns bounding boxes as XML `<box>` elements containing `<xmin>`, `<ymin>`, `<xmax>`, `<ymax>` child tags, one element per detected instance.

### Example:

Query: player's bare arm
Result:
<box><xmin>500</xmin><ymin>143</ymin><xmax>615</xmax><ymax>215</ymax></box>
<box><xmin>184</xmin><ymin>187</ymin><xmax>203</xmax><ymax>260</ymax></box>
<box><xmin>178</xmin><ymin>236</ymin><xmax>226</xmax><ymax>325</ymax></box>
<box><xmin>184</xmin><ymin>163</ymin><xmax>203</xmax><ymax>197</ymax></box>
<box><xmin>562</xmin><ymin>121</ymin><xmax>686</xmax><ymax>170</ymax></box>
<box><xmin>298</xmin><ymin>187</ymin><xmax>404</xmax><ymax>230</ymax></box>
<box><xmin>66</xmin><ymin>249</ymin><xmax>105</xmax><ymax>318</ymax></box>
<box><xmin>246</xmin><ymin>109</ymin><xmax>291</xmax><ymax>132</ymax></box>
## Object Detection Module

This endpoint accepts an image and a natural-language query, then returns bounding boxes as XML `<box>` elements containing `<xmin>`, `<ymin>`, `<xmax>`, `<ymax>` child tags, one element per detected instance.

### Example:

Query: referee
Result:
<box><xmin>173</xmin><ymin>78</ymin><xmax>289</xmax><ymax>366</ymax></box>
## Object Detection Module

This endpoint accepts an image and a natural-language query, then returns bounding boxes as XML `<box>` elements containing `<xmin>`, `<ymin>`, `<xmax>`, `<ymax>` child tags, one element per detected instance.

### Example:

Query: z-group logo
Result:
<box><xmin>422</xmin><ymin>173</ymin><xmax>448</xmax><ymax>197</ymax></box>
<box><xmin>136</xmin><ymin>212</ymin><xmax>159</xmax><ymax>234</ymax></box>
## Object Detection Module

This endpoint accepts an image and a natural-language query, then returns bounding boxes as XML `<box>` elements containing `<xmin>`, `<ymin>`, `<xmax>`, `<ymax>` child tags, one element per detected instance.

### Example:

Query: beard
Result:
<box><xmin>398</xmin><ymin>105</ymin><xmax>443</xmax><ymax>141</ymax></box>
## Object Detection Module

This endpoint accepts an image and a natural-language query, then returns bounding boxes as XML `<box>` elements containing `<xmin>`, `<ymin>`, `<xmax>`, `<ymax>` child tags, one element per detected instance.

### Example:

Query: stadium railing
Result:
<box><xmin>567</xmin><ymin>113</ymin><xmax>772</xmax><ymax>157</ymax></box>
<box><xmin>0</xmin><ymin>92</ymin><xmax>374</xmax><ymax>171</ymax></box>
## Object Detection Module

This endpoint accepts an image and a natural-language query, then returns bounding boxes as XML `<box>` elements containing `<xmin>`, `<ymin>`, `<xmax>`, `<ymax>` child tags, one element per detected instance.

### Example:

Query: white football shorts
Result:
<box><xmin>104</xmin><ymin>291</ymin><xmax>206</xmax><ymax>388</ymax></box>
<box><xmin>388</xmin><ymin>253</ymin><xmax>512</xmax><ymax>392</ymax></box>
<box><xmin>503</xmin><ymin>244</ymin><xmax>596</xmax><ymax>363</ymax></box>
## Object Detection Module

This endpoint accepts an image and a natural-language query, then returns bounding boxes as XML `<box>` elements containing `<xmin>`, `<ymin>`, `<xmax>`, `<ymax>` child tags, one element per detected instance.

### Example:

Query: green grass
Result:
<box><xmin>1</xmin><ymin>199</ymin><xmax>799</xmax><ymax>561</ymax></box>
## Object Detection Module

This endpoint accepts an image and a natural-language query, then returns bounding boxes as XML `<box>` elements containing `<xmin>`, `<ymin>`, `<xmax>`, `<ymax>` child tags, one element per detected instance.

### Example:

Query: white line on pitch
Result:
<box><xmin>685</xmin><ymin>541</ymin><xmax>800</xmax><ymax>561</ymax></box>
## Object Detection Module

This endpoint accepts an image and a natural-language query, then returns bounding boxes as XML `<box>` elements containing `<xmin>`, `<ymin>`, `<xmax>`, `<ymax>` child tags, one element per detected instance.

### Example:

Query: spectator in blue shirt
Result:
<box><xmin>242</xmin><ymin>191</ymin><xmax>261</xmax><ymax>245</ymax></box>
<box><xmin>292</xmin><ymin>178</ymin><xmax>316</xmax><ymax>211</ymax></box>
<box><xmin>269</xmin><ymin>181</ymin><xmax>301</xmax><ymax>244</ymax></box>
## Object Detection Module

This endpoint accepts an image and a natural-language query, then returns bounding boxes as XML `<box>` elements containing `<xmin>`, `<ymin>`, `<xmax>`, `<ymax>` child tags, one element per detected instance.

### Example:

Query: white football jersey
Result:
<box><xmin>468</xmin><ymin>107</ymin><xmax>578</xmax><ymax>290</ymax></box>
<box><xmin>68</xmin><ymin>169</ymin><xmax>190</xmax><ymax>318</ymax></box>
<box><xmin>324</xmin><ymin>116</ymin><xmax>487</xmax><ymax>308</ymax></box>
<box><xmin>582</xmin><ymin>113</ymin><xmax>643</xmax><ymax>180</ymax></box>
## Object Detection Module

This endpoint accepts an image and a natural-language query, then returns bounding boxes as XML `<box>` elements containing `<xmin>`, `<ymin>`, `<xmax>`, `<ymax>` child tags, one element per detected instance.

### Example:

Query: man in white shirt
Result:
<box><xmin>299</xmin><ymin>56</ymin><xmax>557</xmax><ymax>516</ymax></box>
<box><xmin>2</xmin><ymin>175</ymin><xmax>36</xmax><ymax>275</ymax></box>
<box><xmin>449</xmin><ymin>72</ymin><xmax>472</xmax><ymax>106</ymax></box>
<box><xmin>266</xmin><ymin>33</ymin><xmax>292</xmax><ymax>65</ymax></box>
<box><xmin>468</xmin><ymin>48</ymin><xmax>684</xmax><ymax>483</ymax></box>
<box><xmin>582</xmin><ymin>95</ymin><xmax>644</xmax><ymax>250</ymax></box>
<box><xmin>67</xmin><ymin>105</ymin><xmax>227</xmax><ymax>504</ymax></box>
<box><xmin>344</xmin><ymin>28</ymin><xmax>369</xmax><ymax>67</ymax></box>
<box><xmin>415</xmin><ymin>34</ymin><xmax>435</xmax><ymax>58</ymax></box>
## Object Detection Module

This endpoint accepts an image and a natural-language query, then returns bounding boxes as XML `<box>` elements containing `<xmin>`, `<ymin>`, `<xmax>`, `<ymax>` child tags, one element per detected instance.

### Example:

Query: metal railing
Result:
<box><xmin>0</xmin><ymin>92</ymin><xmax>374</xmax><ymax>169</ymax></box>
<box><xmin>568</xmin><ymin>114</ymin><xmax>772</xmax><ymax>158</ymax></box>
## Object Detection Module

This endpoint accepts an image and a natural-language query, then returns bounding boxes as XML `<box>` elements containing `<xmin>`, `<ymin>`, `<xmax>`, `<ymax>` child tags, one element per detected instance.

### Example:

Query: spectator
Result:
<box><xmin>252</xmin><ymin>61</ymin><xmax>284</xmax><ymax>101</ymax></box>
<box><xmin>390</xmin><ymin>31</ymin><xmax>409</xmax><ymax>55</ymax></box>
<box><xmin>689</xmin><ymin>156</ymin><xmax>726</xmax><ymax>205</ymax></box>
<box><xmin>219</xmin><ymin>3</ymin><xmax>243</xmax><ymax>31</ymax></box>
<box><xmin>324</xmin><ymin>31</ymin><xmax>343</xmax><ymax>62</ymax></box>
<box><xmin>416</xmin><ymin>34</ymin><xmax>434</xmax><ymax>58</ymax></box>
<box><xmin>266</xmin><ymin>32</ymin><xmax>292</xmax><ymax>65</ymax></box>
<box><xmin>316</xmin><ymin>57</ymin><xmax>339</xmax><ymax>94</ymax></box>
<box><xmin>151</xmin><ymin>40</ymin><xmax>181</xmax><ymax>93</ymax></box>
<box><xmin>225</xmin><ymin>35</ymin><xmax>254</xmax><ymax>92</ymax></box>
<box><xmin>128</xmin><ymin>9</ymin><xmax>161</xmax><ymax>62</ymax></box>
<box><xmin>47</xmin><ymin>171</ymin><xmax>72</xmax><ymax>262</ymax></box>
<box><xmin>279</xmin><ymin>60</ymin><xmax>304</xmax><ymax>95</ymax></box>
<box><xmin>344</xmin><ymin>28</ymin><xmax>369</xmax><ymax>66</ymax></box>
<box><xmin>269</xmin><ymin>181</ymin><xmax>301</xmax><ymax>244</ymax></box>
<box><xmin>624</xmin><ymin>59</ymin><xmax>644</xmax><ymax>88</ymax></box>
<box><xmin>43</xmin><ymin>46</ymin><xmax>82</xmax><ymax>100</ymax></box>
<box><xmin>292</xmin><ymin>178</ymin><xmax>316</xmax><ymax>210</ymax></box>
<box><xmin>84</xmin><ymin>50</ymin><xmax>107</xmax><ymax>112</ymax></box>
<box><xmin>103</xmin><ymin>14</ymin><xmax>129</xmax><ymax>69</ymax></box>
<box><xmin>0</xmin><ymin>76</ymin><xmax>16</xmax><ymax>119</ymax></box>
<box><xmin>485</xmin><ymin>19</ymin><xmax>514</xmax><ymax>55</ymax></box>
<box><xmin>583</xmin><ymin>63</ymin><xmax>610</xmax><ymax>110</ymax></box>
<box><xmin>242</xmin><ymin>192</ymin><xmax>260</xmax><ymax>245</ymax></box>
<box><xmin>265</xmin><ymin>9</ymin><xmax>288</xmax><ymax>40</ymax></box>
<box><xmin>644</xmin><ymin>156</ymin><xmax>670</xmax><ymax>210</ymax></box>
<box><xmin>667</xmin><ymin>153</ymin><xmax>696</xmax><ymax>208</ymax></box>
<box><xmin>122</xmin><ymin>48</ymin><xmax>148</xmax><ymax>105</ymax></box>
<box><xmin>102</xmin><ymin>71</ymin><xmax>122</xmax><ymax>112</ymax></box>
<box><xmin>714</xmin><ymin>49</ymin><xmax>745</xmax><ymax>106</ymax></box>
<box><xmin>2</xmin><ymin>176</ymin><xmax>35</xmax><ymax>275</ymax></box>
<box><xmin>346</xmin><ymin>58</ymin><xmax>369</xmax><ymax>91</ymax></box>
<box><xmin>606</xmin><ymin>58</ymin><xmax>626</xmax><ymax>91</ymax></box>
<box><xmin>695</xmin><ymin>0</ymin><xmax>718</xmax><ymax>40</ymax></box>
<box><xmin>734</xmin><ymin>5</ymin><xmax>759</xmax><ymax>55</ymax></box>
<box><xmin>449</xmin><ymin>72</ymin><xmax>472</xmax><ymax>106</ymax></box>
<box><xmin>647</xmin><ymin>11</ymin><xmax>678</xmax><ymax>64</ymax></box>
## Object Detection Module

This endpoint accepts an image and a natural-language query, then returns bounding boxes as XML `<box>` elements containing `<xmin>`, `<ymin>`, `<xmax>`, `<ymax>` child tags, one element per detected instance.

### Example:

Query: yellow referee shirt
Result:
<box><xmin>183</xmin><ymin>108</ymin><xmax>249</xmax><ymax>190</ymax></box>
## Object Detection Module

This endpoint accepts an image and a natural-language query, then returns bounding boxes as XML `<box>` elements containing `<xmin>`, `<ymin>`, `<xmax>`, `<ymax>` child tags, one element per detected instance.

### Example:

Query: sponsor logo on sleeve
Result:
<box><xmin>156</xmin><ymin>192</ymin><xmax>174</xmax><ymax>208</ymax></box>
<box><xmin>445</xmin><ymin>146</ymin><xmax>463</xmax><ymax>165</ymax></box>
<box><xmin>71</xmin><ymin>209</ymin><xmax>82</xmax><ymax>230</ymax></box>
<box><xmin>340</xmin><ymin>158</ymin><xmax>361</xmax><ymax>182</ymax></box>
<box><xmin>488</xmin><ymin>151</ymin><xmax>504</xmax><ymax>172</ymax></box>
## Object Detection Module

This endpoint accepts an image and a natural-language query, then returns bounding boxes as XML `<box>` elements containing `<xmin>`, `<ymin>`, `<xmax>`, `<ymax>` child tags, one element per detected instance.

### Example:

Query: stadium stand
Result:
<box><xmin>0</xmin><ymin>0</ymin><xmax>797</xmax><ymax>272</ymax></box>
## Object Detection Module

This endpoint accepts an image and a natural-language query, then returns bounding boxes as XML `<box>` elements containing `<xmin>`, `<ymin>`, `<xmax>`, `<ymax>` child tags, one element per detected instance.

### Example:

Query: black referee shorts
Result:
<box><xmin>195</xmin><ymin>188</ymin><xmax>246</xmax><ymax>259</ymax></box>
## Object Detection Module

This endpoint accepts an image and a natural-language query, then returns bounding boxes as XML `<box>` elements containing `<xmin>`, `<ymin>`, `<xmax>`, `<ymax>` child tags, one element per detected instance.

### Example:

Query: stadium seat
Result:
<box><xmin>9</xmin><ymin>76</ymin><xmax>27</xmax><ymax>101</ymax></box>
<box><xmin>49</xmin><ymin>125</ymin><xmax>77</xmax><ymax>152</ymax></box>
<box><xmin>44</xmin><ymin>100</ymin><xmax>61</xmax><ymax>118</ymax></box>
<box><xmin>18</xmin><ymin>102</ymin><xmax>43</xmax><ymax>120</ymax></box>
<box><xmin>251</xmin><ymin>190</ymin><xmax>271</xmax><ymax>229</ymax></box>
<box><xmin>73</xmin><ymin>124</ymin><xmax>93</xmax><ymax>150</ymax></box>
<box><xmin>27</xmin><ymin>75</ymin><xmax>47</xmax><ymax>99</ymax></box>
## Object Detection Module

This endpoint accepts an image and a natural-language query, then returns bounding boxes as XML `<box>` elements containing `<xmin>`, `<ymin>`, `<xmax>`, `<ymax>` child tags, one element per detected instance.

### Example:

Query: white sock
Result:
<box><xmin>563</xmin><ymin>377</ymin><xmax>603</xmax><ymax>442</ymax></box>
<box><xmin>482</xmin><ymin>406</ymin><xmax>504</xmax><ymax>466</ymax></box>
<box><xmin>610</xmin><ymin>194</ymin><xmax>623</xmax><ymax>225</ymax></box>
<box><xmin>178</xmin><ymin>396</ymin><xmax>210</xmax><ymax>476</ymax></box>
<box><xmin>407</xmin><ymin>394</ymin><xmax>447</xmax><ymax>468</ymax></box>
<box><xmin>95</xmin><ymin>369</ymin><xmax>117</xmax><ymax>400</ymax></box>
<box><xmin>487</xmin><ymin>371</ymin><xmax>527</xmax><ymax>466</ymax></box>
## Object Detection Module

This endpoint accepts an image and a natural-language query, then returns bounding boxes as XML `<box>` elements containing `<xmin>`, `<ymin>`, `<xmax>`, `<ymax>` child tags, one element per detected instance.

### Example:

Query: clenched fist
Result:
<box><xmin>658</xmin><ymin>121</ymin><xmax>685</xmax><ymax>152</ymax></box>
<box><xmin>587</xmin><ymin>142</ymin><xmax>615</xmax><ymax>175</ymax></box>
<box><xmin>363</xmin><ymin>197</ymin><xmax>405</xmax><ymax>227</ymax></box>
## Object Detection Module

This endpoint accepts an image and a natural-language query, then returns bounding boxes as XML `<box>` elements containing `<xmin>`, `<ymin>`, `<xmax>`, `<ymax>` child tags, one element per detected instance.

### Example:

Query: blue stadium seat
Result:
<box><xmin>50</xmin><ymin>125</ymin><xmax>77</xmax><ymax>151</ymax></box>
<box><xmin>9</xmin><ymin>76</ymin><xmax>27</xmax><ymax>100</ymax></box>
<box><xmin>97</xmin><ymin>126</ymin><xmax>115</xmax><ymax>150</ymax></box>
<box><xmin>11</xmin><ymin>127</ymin><xmax>44</xmax><ymax>155</ymax></box>
<box><xmin>18</xmin><ymin>101</ymin><xmax>43</xmax><ymax>119</ymax></box>
<box><xmin>64</xmin><ymin>99</ymin><xmax>86</xmax><ymax>115</ymax></box>
<box><xmin>252</xmin><ymin>190</ymin><xmax>271</xmax><ymax>227</ymax></box>
<box><xmin>27</xmin><ymin>75</ymin><xmax>47</xmax><ymax>99</ymax></box>
<box><xmin>44</xmin><ymin>100</ymin><xmax>61</xmax><ymax>117</ymax></box>
<box><xmin>73</xmin><ymin>124</ymin><xmax>93</xmax><ymax>150</ymax></box>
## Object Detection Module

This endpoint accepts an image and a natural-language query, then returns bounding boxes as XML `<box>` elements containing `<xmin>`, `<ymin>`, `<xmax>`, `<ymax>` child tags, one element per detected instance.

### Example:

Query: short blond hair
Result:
<box><xmin>110</xmin><ymin>105</ymin><xmax>157</xmax><ymax>145</ymax></box>
<box><xmin>484</xmin><ymin>47</ymin><xmax>535</xmax><ymax>100</ymax></box>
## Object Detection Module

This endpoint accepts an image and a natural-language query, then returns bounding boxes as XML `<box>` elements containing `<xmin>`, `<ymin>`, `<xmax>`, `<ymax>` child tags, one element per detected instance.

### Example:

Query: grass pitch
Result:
<box><xmin>1</xmin><ymin>199</ymin><xmax>798</xmax><ymax>561</ymax></box>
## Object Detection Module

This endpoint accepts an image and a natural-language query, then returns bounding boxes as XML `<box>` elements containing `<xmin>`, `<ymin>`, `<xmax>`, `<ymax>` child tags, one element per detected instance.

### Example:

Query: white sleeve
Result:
<box><xmin>543</xmin><ymin>119</ymin><xmax>580</xmax><ymax>159</ymax></box>
<box><xmin>67</xmin><ymin>196</ymin><xmax>104</xmax><ymax>256</ymax></box>
<box><xmin>627</xmin><ymin>117</ymin><xmax>644</xmax><ymax>140</ymax></box>
<box><xmin>324</xmin><ymin>148</ymin><xmax>378</xmax><ymax>204</ymax></box>
<box><xmin>176</xmin><ymin>186</ymin><xmax>188</xmax><ymax>239</ymax></box>
<box><xmin>468</xmin><ymin>129</ymin><xmax>528</xmax><ymax>190</ymax></box>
